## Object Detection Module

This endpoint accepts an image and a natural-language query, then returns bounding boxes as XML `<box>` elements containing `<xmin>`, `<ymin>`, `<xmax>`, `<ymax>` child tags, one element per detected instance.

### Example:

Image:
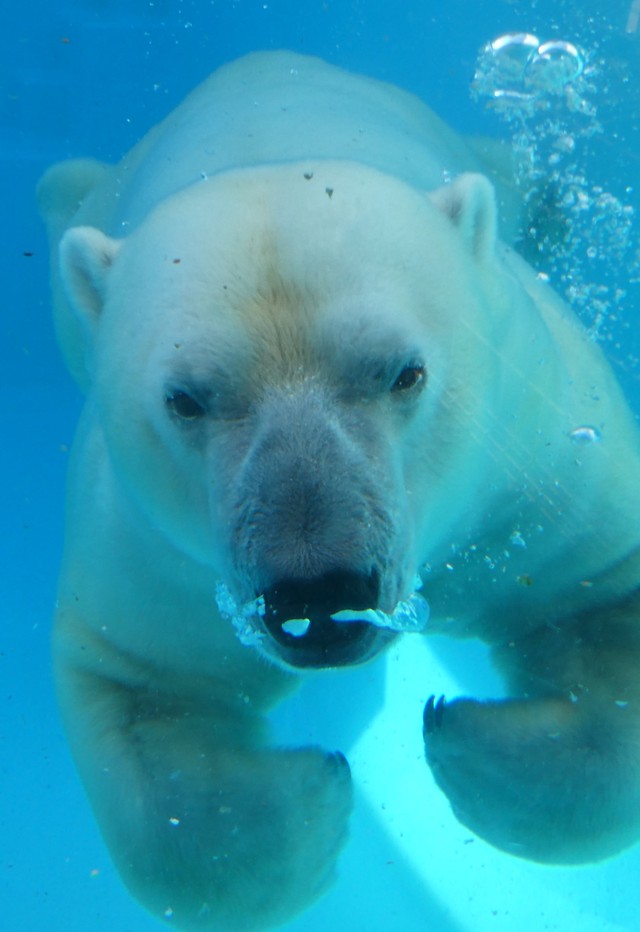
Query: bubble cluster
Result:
<box><xmin>215</xmin><ymin>578</ymin><xmax>431</xmax><ymax>646</ymax></box>
<box><xmin>215</xmin><ymin>582</ymin><xmax>266</xmax><ymax>648</ymax></box>
<box><xmin>471</xmin><ymin>32</ymin><xmax>637</xmax><ymax>345</ymax></box>
<box><xmin>473</xmin><ymin>33</ymin><xmax>585</xmax><ymax>108</ymax></box>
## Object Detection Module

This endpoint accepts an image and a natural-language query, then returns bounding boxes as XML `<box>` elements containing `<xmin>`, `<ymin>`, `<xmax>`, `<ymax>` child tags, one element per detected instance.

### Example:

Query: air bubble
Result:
<box><xmin>552</xmin><ymin>134</ymin><xmax>575</xmax><ymax>154</ymax></box>
<box><xmin>569</xmin><ymin>425</ymin><xmax>601</xmax><ymax>445</ymax></box>
<box><xmin>524</xmin><ymin>41</ymin><xmax>584</xmax><ymax>96</ymax></box>
<box><xmin>474</xmin><ymin>33</ymin><xmax>537</xmax><ymax>102</ymax></box>
<box><xmin>485</xmin><ymin>33</ymin><xmax>539</xmax><ymax>100</ymax></box>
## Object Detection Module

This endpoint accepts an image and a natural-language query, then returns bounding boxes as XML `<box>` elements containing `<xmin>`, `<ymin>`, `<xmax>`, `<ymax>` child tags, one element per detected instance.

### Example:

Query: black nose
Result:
<box><xmin>262</xmin><ymin>569</ymin><xmax>380</xmax><ymax>667</ymax></box>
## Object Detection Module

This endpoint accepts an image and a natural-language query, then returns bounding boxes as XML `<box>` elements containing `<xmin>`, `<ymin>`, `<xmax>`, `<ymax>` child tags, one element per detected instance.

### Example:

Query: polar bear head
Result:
<box><xmin>59</xmin><ymin>162</ymin><xmax>509</xmax><ymax>669</ymax></box>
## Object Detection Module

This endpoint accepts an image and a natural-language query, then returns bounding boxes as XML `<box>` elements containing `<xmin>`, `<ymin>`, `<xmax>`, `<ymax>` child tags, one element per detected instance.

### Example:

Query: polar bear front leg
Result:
<box><xmin>423</xmin><ymin>609</ymin><xmax>640</xmax><ymax>863</ymax></box>
<box><xmin>55</xmin><ymin>657</ymin><xmax>352</xmax><ymax>931</ymax></box>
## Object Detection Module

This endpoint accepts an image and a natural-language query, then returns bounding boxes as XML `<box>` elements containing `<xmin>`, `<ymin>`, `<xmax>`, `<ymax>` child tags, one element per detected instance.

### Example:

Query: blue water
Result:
<box><xmin>3</xmin><ymin>1</ymin><xmax>640</xmax><ymax>929</ymax></box>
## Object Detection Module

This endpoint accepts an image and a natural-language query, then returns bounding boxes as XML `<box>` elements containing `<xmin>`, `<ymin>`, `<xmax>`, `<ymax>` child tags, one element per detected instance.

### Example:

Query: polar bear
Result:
<box><xmin>38</xmin><ymin>51</ymin><xmax>640</xmax><ymax>931</ymax></box>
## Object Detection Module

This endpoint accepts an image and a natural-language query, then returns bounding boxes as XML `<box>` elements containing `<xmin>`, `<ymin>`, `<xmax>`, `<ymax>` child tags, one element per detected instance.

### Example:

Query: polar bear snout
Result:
<box><xmin>228</xmin><ymin>385</ymin><xmax>402</xmax><ymax>666</ymax></box>
<box><xmin>229</xmin><ymin>382</ymin><xmax>399</xmax><ymax>598</ymax></box>
<box><xmin>261</xmin><ymin>568</ymin><xmax>389</xmax><ymax>668</ymax></box>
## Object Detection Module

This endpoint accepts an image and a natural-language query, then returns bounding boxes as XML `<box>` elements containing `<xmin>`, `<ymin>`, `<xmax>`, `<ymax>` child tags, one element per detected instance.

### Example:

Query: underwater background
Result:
<box><xmin>3</xmin><ymin>0</ymin><xmax>640</xmax><ymax>929</ymax></box>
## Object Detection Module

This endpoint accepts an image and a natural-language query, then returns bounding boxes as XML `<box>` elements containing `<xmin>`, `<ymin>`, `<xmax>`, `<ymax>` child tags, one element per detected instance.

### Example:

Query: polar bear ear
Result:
<box><xmin>59</xmin><ymin>226</ymin><xmax>121</xmax><ymax>325</ymax></box>
<box><xmin>430</xmin><ymin>173</ymin><xmax>498</xmax><ymax>262</ymax></box>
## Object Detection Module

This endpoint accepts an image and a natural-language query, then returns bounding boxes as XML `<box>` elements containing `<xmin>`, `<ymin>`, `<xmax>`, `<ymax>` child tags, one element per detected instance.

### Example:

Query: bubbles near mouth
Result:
<box><xmin>216</xmin><ymin>576</ymin><xmax>430</xmax><ymax>649</ymax></box>
<box><xmin>330</xmin><ymin>590</ymin><xmax>430</xmax><ymax>632</ymax></box>
<box><xmin>215</xmin><ymin>582</ymin><xmax>267</xmax><ymax>648</ymax></box>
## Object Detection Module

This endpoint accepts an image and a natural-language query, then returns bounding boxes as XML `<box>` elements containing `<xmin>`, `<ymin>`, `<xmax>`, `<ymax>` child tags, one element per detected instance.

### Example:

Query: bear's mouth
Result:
<box><xmin>261</xmin><ymin>569</ymin><xmax>380</xmax><ymax>667</ymax></box>
<box><xmin>215</xmin><ymin>571</ymin><xmax>429</xmax><ymax>669</ymax></box>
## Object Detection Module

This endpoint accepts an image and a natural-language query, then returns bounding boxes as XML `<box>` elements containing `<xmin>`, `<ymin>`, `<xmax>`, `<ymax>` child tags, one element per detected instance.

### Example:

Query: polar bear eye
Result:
<box><xmin>165</xmin><ymin>390</ymin><xmax>206</xmax><ymax>420</ymax></box>
<box><xmin>391</xmin><ymin>364</ymin><xmax>426</xmax><ymax>394</ymax></box>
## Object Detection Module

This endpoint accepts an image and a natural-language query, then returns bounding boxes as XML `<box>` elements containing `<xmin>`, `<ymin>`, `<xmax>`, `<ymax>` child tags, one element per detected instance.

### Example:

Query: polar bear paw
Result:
<box><xmin>423</xmin><ymin>693</ymin><xmax>640</xmax><ymax>863</ymax></box>
<box><xmin>122</xmin><ymin>745</ymin><xmax>353</xmax><ymax>931</ymax></box>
